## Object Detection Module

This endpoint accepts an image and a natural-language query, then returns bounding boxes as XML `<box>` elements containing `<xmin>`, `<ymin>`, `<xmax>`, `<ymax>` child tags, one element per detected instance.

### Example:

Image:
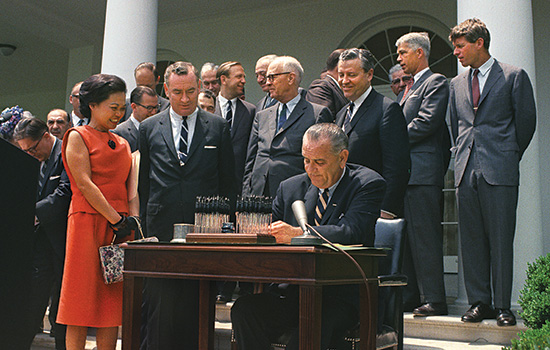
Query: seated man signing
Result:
<box><xmin>231</xmin><ymin>123</ymin><xmax>386</xmax><ymax>349</ymax></box>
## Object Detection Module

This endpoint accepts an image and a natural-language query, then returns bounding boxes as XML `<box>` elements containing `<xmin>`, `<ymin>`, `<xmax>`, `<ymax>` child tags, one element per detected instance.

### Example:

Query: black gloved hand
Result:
<box><xmin>111</xmin><ymin>215</ymin><xmax>140</xmax><ymax>237</ymax></box>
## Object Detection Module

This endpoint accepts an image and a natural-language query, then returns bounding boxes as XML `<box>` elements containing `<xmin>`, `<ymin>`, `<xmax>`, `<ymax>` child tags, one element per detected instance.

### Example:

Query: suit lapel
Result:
<box><xmin>348</xmin><ymin>89</ymin><xmax>376</xmax><ymax>134</ymax></box>
<box><xmin>275</xmin><ymin>97</ymin><xmax>305</xmax><ymax>137</ymax></box>
<box><xmin>231</xmin><ymin>100</ymin><xmax>244</xmax><ymax>138</ymax></box>
<box><xmin>264</xmin><ymin>104</ymin><xmax>278</xmax><ymax>137</ymax></box>
<box><xmin>320</xmin><ymin>167</ymin><xmax>350</xmax><ymax>224</ymax></box>
<box><xmin>187</xmin><ymin>110</ymin><xmax>207</xmax><ymax>160</ymax></box>
<box><xmin>478</xmin><ymin>60</ymin><xmax>502</xmax><ymax>107</ymax></box>
<box><xmin>159</xmin><ymin>111</ymin><xmax>178</xmax><ymax>160</ymax></box>
<box><xmin>401</xmin><ymin>69</ymin><xmax>432</xmax><ymax>105</ymax></box>
<box><xmin>304</xmin><ymin>184</ymin><xmax>319</xmax><ymax>226</ymax></box>
<box><xmin>38</xmin><ymin>139</ymin><xmax>62</xmax><ymax>198</ymax></box>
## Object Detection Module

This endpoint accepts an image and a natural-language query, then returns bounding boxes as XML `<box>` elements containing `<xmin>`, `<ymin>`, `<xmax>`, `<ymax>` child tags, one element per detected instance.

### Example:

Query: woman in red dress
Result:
<box><xmin>58</xmin><ymin>74</ymin><xmax>139</xmax><ymax>350</ymax></box>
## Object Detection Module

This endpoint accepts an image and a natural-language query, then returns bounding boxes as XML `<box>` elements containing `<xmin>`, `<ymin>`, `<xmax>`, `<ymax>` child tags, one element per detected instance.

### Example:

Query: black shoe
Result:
<box><xmin>496</xmin><ymin>309</ymin><xmax>516</xmax><ymax>326</ymax></box>
<box><xmin>461</xmin><ymin>303</ymin><xmax>496</xmax><ymax>322</ymax></box>
<box><xmin>413</xmin><ymin>302</ymin><xmax>448</xmax><ymax>316</ymax></box>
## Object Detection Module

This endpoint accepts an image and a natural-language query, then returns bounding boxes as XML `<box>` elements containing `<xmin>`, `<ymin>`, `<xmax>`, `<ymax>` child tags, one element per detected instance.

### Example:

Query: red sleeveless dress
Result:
<box><xmin>57</xmin><ymin>126</ymin><xmax>132</xmax><ymax>327</ymax></box>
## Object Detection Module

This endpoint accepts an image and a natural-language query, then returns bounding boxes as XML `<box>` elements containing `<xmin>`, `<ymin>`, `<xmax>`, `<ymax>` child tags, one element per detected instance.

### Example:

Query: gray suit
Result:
<box><xmin>242</xmin><ymin>96</ymin><xmax>332</xmax><ymax>198</ymax></box>
<box><xmin>399</xmin><ymin>69</ymin><xmax>450</xmax><ymax>304</ymax></box>
<box><xmin>112</xmin><ymin>118</ymin><xmax>139</xmax><ymax>152</ymax></box>
<box><xmin>449</xmin><ymin>59</ymin><xmax>536</xmax><ymax>308</ymax></box>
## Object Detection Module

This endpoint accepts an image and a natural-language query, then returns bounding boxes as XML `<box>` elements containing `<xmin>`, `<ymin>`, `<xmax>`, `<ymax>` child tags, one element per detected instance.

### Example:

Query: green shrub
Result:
<box><xmin>518</xmin><ymin>253</ymin><xmax>550</xmax><ymax>329</ymax></box>
<box><xmin>503</xmin><ymin>321</ymin><xmax>550</xmax><ymax>350</ymax></box>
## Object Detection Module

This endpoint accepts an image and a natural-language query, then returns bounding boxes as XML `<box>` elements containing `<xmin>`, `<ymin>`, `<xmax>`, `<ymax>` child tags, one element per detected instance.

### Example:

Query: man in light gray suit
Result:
<box><xmin>396</xmin><ymin>32</ymin><xmax>451</xmax><ymax>316</ymax></box>
<box><xmin>449</xmin><ymin>18</ymin><xmax>536</xmax><ymax>326</ymax></box>
<box><xmin>243</xmin><ymin>56</ymin><xmax>332</xmax><ymax>198</ymax></box>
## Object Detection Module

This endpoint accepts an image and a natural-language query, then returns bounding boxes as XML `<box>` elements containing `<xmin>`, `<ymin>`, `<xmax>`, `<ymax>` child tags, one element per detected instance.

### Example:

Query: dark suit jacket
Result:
<box><xmin>398</xmin><ymin>69</ymin><xmax>450</xmax><ymax>186</ymax></box>
<box><xmin>272</xmin><ymin>164</ymin><xmax>386</xmax><ymax>304</ymax></box>
<box><xmin>112</xmin><ymin>118</ymin><xmax>139</xmax><ymax>152</ymax></box>
<box><xmin>138</xmin><ymin>108</ymin><xmax>236</xmax><ymax>241</ymax></box>
<box><xmin>35</xmin><ymin>138</ymin><xmax>72</xmax><ymax>260</ymax></box>
<box><xmin>335</xmin><ymin>88</ymin><xmax>410</xmax><ymax>217</ymax></box>
<box><xmin>121</xmin><ymin>94</ymin><xmax>170</xmax><ymax>123</ymax></box>
<box><xmin>449</xmin><ymin>59</ymin><xmax>536</xmax><ymax>187</ymax></box>
<box><xmin>242</xmin><ymin>96</ymin><xmax>332</xmax><ymax>198</ymax></box>
<box><xmin>306</xmin><ymin>75</ymin><xmax>347</xmax><ymax>118</ymax></box>
<box><xmin>215</xmin><ymin>97</ymin><xmax>256</xmax><ymax>194</ymax></box>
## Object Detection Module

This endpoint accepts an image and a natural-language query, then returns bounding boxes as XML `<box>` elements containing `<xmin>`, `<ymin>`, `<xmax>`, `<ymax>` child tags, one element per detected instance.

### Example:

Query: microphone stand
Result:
<box><xmin>290</xmin><ymin>226</ymin><xmax>323</xmax><ymax>245</ymax></box>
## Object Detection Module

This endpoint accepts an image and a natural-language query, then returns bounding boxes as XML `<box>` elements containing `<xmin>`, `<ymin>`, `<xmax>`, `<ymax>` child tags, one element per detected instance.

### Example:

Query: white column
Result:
<box><xmin>455</xmin><ymin>0</ymin><xmax>542</xmax><ymax>308</ymax></box>
<box><xmin>101</xmin><ymin>0</ymin><xmax>158</xmax><ymax>92</ymax></box>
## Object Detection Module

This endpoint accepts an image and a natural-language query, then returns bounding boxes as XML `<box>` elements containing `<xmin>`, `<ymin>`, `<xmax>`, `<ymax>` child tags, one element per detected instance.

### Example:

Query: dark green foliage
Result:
<box><xmin>504</xmin><ymin>321</ymin><xmax>550</xmax><ymax>350</ymax></box>
<box><xmin>519</xmin><ymin>253</ymin><xmax>550</xmax><ymax>329</ymax></box>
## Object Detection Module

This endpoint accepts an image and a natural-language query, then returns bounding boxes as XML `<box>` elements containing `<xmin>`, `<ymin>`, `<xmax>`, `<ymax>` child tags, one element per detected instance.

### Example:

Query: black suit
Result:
<box><xmin>24</xmin><ymin>138</ymin><xmax>71</xmax><ymax>350</ymax></box>
<box><xmin>306</xmin><ymin>75</ymin><xmax>348</xmax><ymax>118</ymax></box>
<box><xmin>112</xmin><ymin>118</ymin><xmax>139</xmax><ymax>152</ymax></box>
<box><xmin>215</xmin><ymin>97</ymin><xmax>256</xmax><ymax>194</ymax></box>
<box><xmin>336</xmin><ymin>88</ymin><xmax>410</xmax><ymax>217</ymax></box>
<box><xmin>138</xmin><ymin>107</ymin><xmax>235</xmax><ymax>349</ymax></box>
<box><xmin>242</xmin><ymin>96</ymin><xmax>332</xmax><ymax>198</ymax></box>
<box><xmin>232</xmin><ymin>164</ymin><xmax>386</xmax><ymax>349</ymax></box>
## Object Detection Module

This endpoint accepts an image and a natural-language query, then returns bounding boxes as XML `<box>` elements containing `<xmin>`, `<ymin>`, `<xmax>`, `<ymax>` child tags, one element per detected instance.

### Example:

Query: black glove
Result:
<box><xmin>111</xmin><ymin>215</ymin><xmax>140</xmax><ymax>237</ymax></box>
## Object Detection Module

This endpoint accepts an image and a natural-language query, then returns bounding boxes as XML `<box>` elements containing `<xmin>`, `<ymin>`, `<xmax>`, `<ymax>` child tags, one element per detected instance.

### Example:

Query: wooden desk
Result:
<box><xmin>122</xmin><ymin>244</ymin><xmax>384</xmax><ymax>350</ymax></box>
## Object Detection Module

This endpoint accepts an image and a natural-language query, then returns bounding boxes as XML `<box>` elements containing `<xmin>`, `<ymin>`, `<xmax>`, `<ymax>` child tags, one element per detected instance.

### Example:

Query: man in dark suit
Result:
<box><xmin>139</xmin><ymin>61</ymin><xmax>235</xmax><ymax>349</ymax></box>
<box><xmin>449</xmin><ymin>18</ymin><xmax>536</xmax><ymax>326</ymax></box>
<box><xmin>243</xmin><ymin>56</ymin><xmax>332</xmax><ymax>198</ymax></box>
<box><xmin>214</xmin><ymin>61</ymin><xmax>256</xmax><ymax>302</ymax></box>
<box><xmin>306</xmin><ymin>49</ymin><xmax>348</xmax><ymax>117</ymax></box>
<box><xmin>336</xmin><ymin>48</ymin><xmax>410</xmax><ymax>218</ymax></box>
<box><xmin>113</xmin><ymin>86</ymin><xmax>158</xmax><ymax>152</ymax></box>
<box><xmin>14</xmin><ymin>117</ymin><xmax>71</xmax><ymax>350</ymax></box>
<box><xmin>396</xmin><ymin>32</ymin><xmax>451</xmax><ymax>316</ymax></box>
<box><xmin>232</xmin><ymin>123</ymin><xmax>386</xmax><ymax>349</ymax></box>
<box><xmin>120</xmin><ymin>62</ymin><xmax>170</xmax><ymax>123</ymax></box>
<box><xmin>68</xmin><ymin>81</ymin><xmax>88</xmax><ymax>127</ymax></box>
<box><xmin>255</xmin><ymin>54</ymin><xmax>278</xmax><ymax>111</ymax></box>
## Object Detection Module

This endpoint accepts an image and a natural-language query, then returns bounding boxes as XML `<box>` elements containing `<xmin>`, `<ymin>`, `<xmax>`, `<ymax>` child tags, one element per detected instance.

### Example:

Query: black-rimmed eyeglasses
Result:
<box><xmin>266</xmin><ymin>72</ymin><xmax>292</xmax><ymax>82</ymax></box>
<box><xmin>136</xmin><ymin>103</ymin><xmax>160</xmax><ymax>112</ymax></box>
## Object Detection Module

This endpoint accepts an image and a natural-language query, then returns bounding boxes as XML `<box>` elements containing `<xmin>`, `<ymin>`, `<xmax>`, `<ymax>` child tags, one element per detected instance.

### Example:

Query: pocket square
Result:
<box><xmin>49</xmin><ymin>175</ymin><xmax>61</xmax><ymax>180</ymax></box>
<box><xmin>204</xmin><ymin>145</ymin><xmax>217</xmax><ymax>149</ymax></box>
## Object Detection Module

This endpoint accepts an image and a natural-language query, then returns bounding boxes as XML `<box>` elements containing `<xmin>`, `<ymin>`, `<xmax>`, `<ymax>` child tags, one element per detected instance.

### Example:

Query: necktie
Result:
<box><xmin>401</xmin><ymin>76</ymin><xmax>414</xmax><ymax>103</ymax></box>
<box><xmin>343</xmin><ymin>102</ymin><xmax>354</xmax><ymax>134</ymax></box>
<box><xmin>277</xmin><ymin>104</ymin><xmax>287</xmax><ymax>132</ymax></box>
<box><xmin>472</xmin><ymin>69</ymin><xmax>480</xmax><ymax>111</ymax></box>
<box><xmin>178</xmin><ymin>117</ymin><xmax>188</xmax><ymax>166</ymax></box>
<box><xmin>314</xmin><ymin>189</ymin><xmax>330</xmax><ymax>226</ymax></box>
<box><xmin>77</xmin><ymin>119</ymin><xmax>84</xmax><ymax>126</ymax></box>
<box><xmin>265</xmin><ymin>96</ymin><xmax>277</xmax><ymax>109</ymax></box>
<box><xmin>225</xmin><ymin>100</ymin><xmax>233</xmax><ymax>126</ymax></box>
<box><xmin>37</xmin><ymin>161</ymin><xmax>48</xmax><ymax>199</ymax></box>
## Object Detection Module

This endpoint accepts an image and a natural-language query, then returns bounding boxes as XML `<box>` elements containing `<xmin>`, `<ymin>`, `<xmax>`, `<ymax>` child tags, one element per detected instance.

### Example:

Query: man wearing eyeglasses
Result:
<box><xmin>113</xmin><ymin>86</ymin><xmax>159</xmax><ymax>152</ymax></box>
<box><xmin>69</xmin><ymin>81</ymin><xmax>88</xmax><ymax>127</ymax></box>
<box><xmin>14</xmin><ymin>117</ymin><xmax>71</xmax><ymax>350</ymax></box>
<box><xmin>242</xmin><ymin>55</ymin><xmax>332</xmax><ymax>198</ymax></box>
<box><xmin>388</xmin><ymin>64</ymin><xmax>413</xmax><ymax>97</ymax></box>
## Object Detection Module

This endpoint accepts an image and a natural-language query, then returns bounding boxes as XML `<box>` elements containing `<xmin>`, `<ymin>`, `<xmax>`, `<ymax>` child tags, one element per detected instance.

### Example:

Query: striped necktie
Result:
<box><xmin>225</xmin><ymin>100</ymin><xmax>233</xmax><ymax>126</ymax></box>
<box><xmin>178</xmin><ymin>116</ymin><xmax>188</xmax><ymax>166</ymax></box>
<box><xmin>343</xmin><ymin>102</ymin><xmax>354</xmax><ymax>134</ymax></box>
<box><xmin>314</xmin><ymin>189</ymin><xmax>330</xmax><ymax>226</ymax></box>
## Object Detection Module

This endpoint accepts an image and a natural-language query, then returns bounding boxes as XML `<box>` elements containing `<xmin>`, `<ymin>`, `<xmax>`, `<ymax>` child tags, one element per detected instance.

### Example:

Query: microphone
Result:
<box><xmin>290</xmin><ymin>200</ymin><xmax>322</xmax><ymax>245</ymax></box>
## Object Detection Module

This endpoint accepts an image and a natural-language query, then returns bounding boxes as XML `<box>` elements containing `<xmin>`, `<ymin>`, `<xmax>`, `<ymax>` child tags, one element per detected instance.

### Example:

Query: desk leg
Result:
<box><xmin>198</xmin><ymin>280</ymin><xmax>216</xmax><ymax>350</ymax></box>
<box><xmin>359</xmin><ymin>281</ymin><xmax>378</xmax><ymax>350</ymax></box>
<box><xmin>299</xmin><ymin>285</ymin><xmax>322</xmax><ymax>350</ymax></box>
<box><xmin>122</xmin><ymin>275</ymin><xmax>142</xmax><ymax>350</ymax></box>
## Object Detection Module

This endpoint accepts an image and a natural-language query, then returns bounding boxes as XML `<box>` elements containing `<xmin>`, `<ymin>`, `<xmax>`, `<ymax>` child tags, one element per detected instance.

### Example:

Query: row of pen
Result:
<box><xmin>193</xmin><ymin>195</ymin><xmax>273</xmax><ymax>234</ymax></box>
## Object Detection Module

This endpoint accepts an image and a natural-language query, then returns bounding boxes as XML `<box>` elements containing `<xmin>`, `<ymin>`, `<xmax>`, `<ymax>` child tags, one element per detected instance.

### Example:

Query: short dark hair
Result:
<box><xmin>130</xmin><ymin>86</ymin><xmax>157</xmax><ymax>104</ymax></box>
<box><xmin>304</xmin><ymin>123</ymin><xmax>348</xmax><ymax>155</ymax></box>
<box><xmin>134</xmin><ymin>62</ymin><xmax>158</xmax><ymax>78</ymax></box>
<box><xmin>164</xmin><ymin>61</ymin><xmax>199</xmax><ymax>86</ymax></box>
<box><xmin>199</xmin><ymin>89</ymin><xmax>216</xmax><ymax>102</ymax></box>
<box><xmin>216</xmin><ymin>61</ymin><xmax>242</xmax><ymax>80</ymax></box>
<box><xmin>339</xmin><ymin>48</ymin><xmax>376</xmax><ymax>73</ymax></box>
<box><xmin>79</xmin><ymin>74</ymin><xmax>127</xmax><ymax>119</ymax></box>
<box><xmin>13</xmin><ymin>117</ymin><xmax>47</xmax><ymax>142</ymax></box>
<box><xmin>449</xmin><ymin>18</ymin><xmax>490</xmax><ymax>50</ymax></box>
<box><xmin>326</xmin><ymin>49</ymin><xmax>345</xmax><ymax>71</ymax></box>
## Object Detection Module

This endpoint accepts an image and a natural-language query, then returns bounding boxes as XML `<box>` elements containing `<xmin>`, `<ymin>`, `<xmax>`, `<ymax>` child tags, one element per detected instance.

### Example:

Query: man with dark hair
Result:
<box><xmin>449</xmin><ymin>18</ymin><xmax>536</xmax><ymax>326</ymax></box>
<box><xmin>121</xmin><ymin>62</ymin><xmax>170</xmax><ymax>122</ymax></box>
<box><xmin>306</xmin><ymin>49</ymin><xmax>348</xmax><ymax>116</ymax></box>
<box><xmin>46</xmin><ymin>109</ymin><xmax>71</xmax><ymax>140</ymax></box>
<box><xmin>14</xmin><ymin>117</ymin><xmax>71</xmax><ymax>350</ymax></box>
<box><xmin>69</xmin><ymin>82</ymin><xmax>87</xmax><ymax>126</ymax></box>
<box><xmin>198</xmin><ymin>89</ymin><xmax>216</xmax><ymax>113</ymax></box>
<box><xmin>388</xmin><ymin>64</ymin><xmax>412</xmax><ymax>97</ymax></box>
<box><xmin>200</xmin><ymin>62</ymin><xmax>221</xmax><ymax>96</ymax></box>
<box><xmin>255</xmin><ymin>54</ymin><xmax>278</xmax><ymax>111</ymax></box>
<box><xmin>242</xmin><ymin>56</ymin><xmax>332</xmax><ymax>198</ymax></box>
<box><xmin>113</xmin><ymin>86</ymin><xmax>158</xmax><ymax>152</ymax></box>
<box><xmin>396</xmin><ymin>32</ymin><xmax>451</xmax><ymax>316</ymax></box>
<box><xmin>232</xmin><ymin>123</ymin><xmax>386</xmax><ymax>349</ymax></box>
<box><xmin>139</xmin><ymin>61</ymin><xmax>235</xmax><ymax>348</ymax></box>
<box><xmin>336</xmin><ymin>48</ymin><xmax>410</xmax><ymax>218</ymax></box>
